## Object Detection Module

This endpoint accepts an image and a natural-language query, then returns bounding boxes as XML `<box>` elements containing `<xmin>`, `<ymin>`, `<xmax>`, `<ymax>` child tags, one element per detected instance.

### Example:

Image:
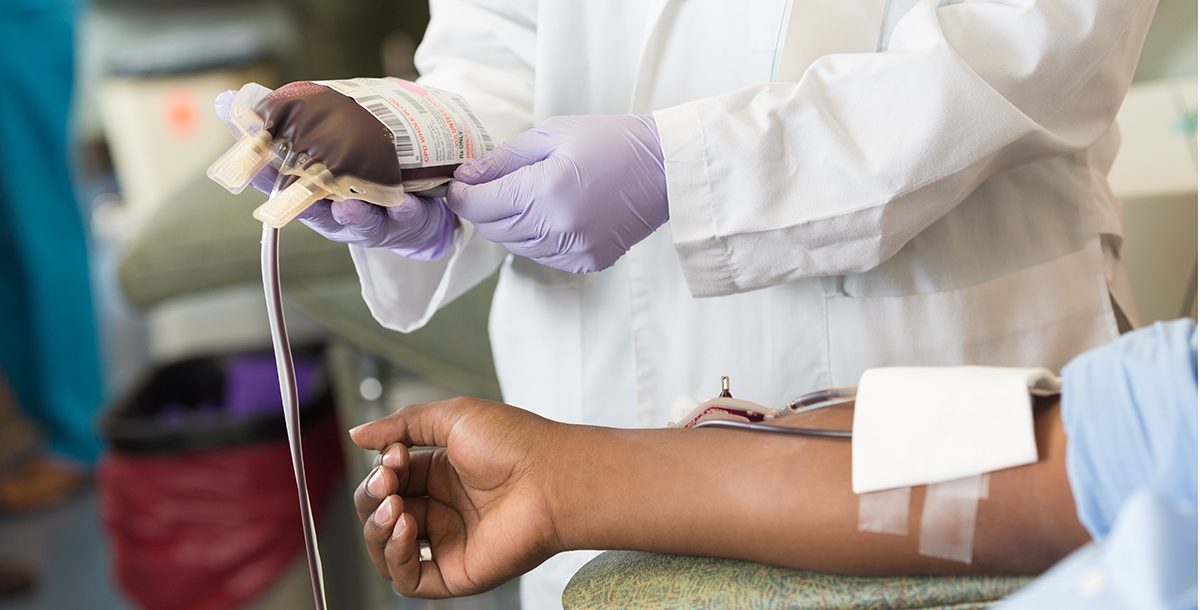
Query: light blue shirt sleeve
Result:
<box><xmin>1060</xmin><ymin>319</ymin><xmax>1197</xmax><ymax>538</ymax></box>
<box><xmin>996</xmin><ymin>490</ymin><xmax>1197</xmax><ymax>610</ymax></box>
<box><xmin>998</xmin><ymin>319</ymin><xmax>1198</xmax><ymax>610</ymax></box>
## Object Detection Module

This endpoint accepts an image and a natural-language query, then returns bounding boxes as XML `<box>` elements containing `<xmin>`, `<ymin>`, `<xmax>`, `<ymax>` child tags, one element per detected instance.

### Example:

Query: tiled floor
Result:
<box><xmin>0</xmin><ymin>479</ymin><xmax>520</xmax><ymax>610</ymax></box>
<box><xmin>0</xmin><ymin>486</ymin><xmax>130</xmax><ymax>610</ymax></box>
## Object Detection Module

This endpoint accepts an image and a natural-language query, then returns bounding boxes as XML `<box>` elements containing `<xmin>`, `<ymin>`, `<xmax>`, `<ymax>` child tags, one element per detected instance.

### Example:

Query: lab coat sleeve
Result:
<box><xmin>654</xmin><ymin>0</ymin><xmax>1157</xmax><ymax>298</ymax></box>
<box><xmin>349</xmin><ymin>0</ymin><xmax>536</xmax><ymax>332</ymax></box>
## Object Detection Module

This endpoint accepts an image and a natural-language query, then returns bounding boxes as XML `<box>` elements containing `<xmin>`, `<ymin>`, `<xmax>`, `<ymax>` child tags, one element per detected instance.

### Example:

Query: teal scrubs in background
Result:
<box><xmin>0</xmin><ymin>0</ymin><xmax>105</xmax><ymax>463</ymax></box>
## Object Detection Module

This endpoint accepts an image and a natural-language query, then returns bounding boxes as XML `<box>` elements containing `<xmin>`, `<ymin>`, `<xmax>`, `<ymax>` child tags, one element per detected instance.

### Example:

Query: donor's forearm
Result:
<box><xmin>550</xmin><ymin>399</ymin><xmax>1089</xmax><ymax>575</ymax></box>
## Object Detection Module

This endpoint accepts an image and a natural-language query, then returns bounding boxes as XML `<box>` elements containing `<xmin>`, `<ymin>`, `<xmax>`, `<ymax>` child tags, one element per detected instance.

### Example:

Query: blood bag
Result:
<box><xmin>208</xmin><ymin>78</ymin><xmax>493</xmax><ymax>227</ymax></box>
<box><xmin>205</xmin><ymin>77</ymin><xmax>495</xmax><ymax>610</ymax></box>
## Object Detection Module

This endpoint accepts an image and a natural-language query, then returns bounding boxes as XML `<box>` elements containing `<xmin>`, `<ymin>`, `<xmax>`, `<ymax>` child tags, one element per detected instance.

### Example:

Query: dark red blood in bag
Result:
<box><xmin>259</xmin><ymin>81</ymin><xmax>456</xmax><ymax>186</ymax></box>
<box><xmin>680</xmin><ymin>406</ymin><xmax>767</xmax><ymax>429</ymax></box>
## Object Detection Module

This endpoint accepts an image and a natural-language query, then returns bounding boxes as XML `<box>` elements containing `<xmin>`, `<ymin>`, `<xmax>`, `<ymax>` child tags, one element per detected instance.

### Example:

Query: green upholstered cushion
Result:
<box><xmin>286</xmin><ymin>274</ymin><xmax>501</xmax><ymax>400</ymax></box>
<box><xmin>118</xmin><ymin>172</ymin><xmax>502</xmax><ymax>398</ymax></box>
<box><xmin>563</xmin><ymin>551</ymin><xmax>1032</xmax><ymax>610</ymax></box>
<box><xmin>118</xmin><ymin>175</ymin><xmax>354</xmax><ymax>309</ymax></box>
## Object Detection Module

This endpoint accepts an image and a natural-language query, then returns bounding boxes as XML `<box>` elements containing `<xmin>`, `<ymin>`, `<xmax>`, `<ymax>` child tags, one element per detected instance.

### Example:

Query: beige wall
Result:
<box><xmin>1135</xmin><ymin>0</ymin><xmax>1198</xmax><ymax>82</ymax></box>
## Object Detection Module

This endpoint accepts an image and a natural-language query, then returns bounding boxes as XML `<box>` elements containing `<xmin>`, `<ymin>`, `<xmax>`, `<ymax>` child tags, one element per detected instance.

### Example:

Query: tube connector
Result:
<box><xmin>208</xmin><ymin>132</ymin><xmax>273</xmax><ymax>194</ymax></box>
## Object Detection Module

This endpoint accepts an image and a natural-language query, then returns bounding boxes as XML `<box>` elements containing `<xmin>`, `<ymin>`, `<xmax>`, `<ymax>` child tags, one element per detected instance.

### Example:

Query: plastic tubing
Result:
<box><xmin>691</xmin><ymin>419</ymin><xmax>852</xmax><ymax>439</ymax></box>
<box><xmin>262</xmin><ymin>217</ymin><xmax>327</xmax><ymax>607</ymax></box>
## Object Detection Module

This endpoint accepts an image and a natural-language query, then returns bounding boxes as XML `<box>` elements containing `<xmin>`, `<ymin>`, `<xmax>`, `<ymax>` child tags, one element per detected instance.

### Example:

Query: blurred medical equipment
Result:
<box><xmin>209</xmin><ymin>79</ymin><xmax>496</xmax><ymax>610</ymax></box>
<box><xmin>94</xmin><ymin>16</ymin><xmax>279</xmax><ymax>229</ymax></box>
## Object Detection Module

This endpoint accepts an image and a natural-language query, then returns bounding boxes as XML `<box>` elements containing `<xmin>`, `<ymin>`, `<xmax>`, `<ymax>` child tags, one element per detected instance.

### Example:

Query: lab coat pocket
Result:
<box><xmin>824</xmin><ymin>243</ymin><xmax>1119</xmax><ymax>386</ymax></box>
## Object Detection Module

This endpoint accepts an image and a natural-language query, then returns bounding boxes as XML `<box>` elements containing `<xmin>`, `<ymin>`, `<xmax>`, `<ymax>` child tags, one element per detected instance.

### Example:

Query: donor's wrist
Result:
<box><xmin>543</xmin><ymin>424</ymin><xmax>634</xmax><ymax>554</ymax></box>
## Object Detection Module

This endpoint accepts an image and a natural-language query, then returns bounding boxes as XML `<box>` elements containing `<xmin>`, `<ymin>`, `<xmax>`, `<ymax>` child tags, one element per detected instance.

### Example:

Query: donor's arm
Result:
<box><xmin>348</xmin><ymin>396</ymin><xmax>1088</xmax><ymax>598</ymax></box>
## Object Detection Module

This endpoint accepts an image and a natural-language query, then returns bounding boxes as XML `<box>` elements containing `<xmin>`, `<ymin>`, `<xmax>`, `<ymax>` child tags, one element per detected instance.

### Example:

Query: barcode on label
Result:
<box><xmin>395</xmin><ymin>90</ymin><xmax>430</xmax><ymax>114</ymax></box>
<box><xmin>464</xmin><ymin>110</ymin><xmax>495</xmax><ymax>150</ymax></box>
<box><xmin>360</xmin><ymin>95</ymin><xmax>417</xmax><ymax>160</ymax></box>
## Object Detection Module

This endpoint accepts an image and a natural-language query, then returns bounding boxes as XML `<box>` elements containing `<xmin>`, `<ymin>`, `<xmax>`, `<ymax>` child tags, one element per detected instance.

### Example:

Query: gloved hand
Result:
<box><xmin>295</xmin><ymin>196</ymin><xmax>458</xmax><ymax>261</ymax></box>
<box><xmin>214</xmin><ymin>89</ymin><xmax>457</xmax><ymax>261</ymax></box>
<box><xmin>446</xmin><ymin>114</ymin><xmax>668</xmax><ymax>273</ymax></box>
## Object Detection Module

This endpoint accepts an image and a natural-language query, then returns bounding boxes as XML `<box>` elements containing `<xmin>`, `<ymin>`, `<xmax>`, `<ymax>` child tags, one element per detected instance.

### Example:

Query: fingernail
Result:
<box><xmin>214</xmin><ymin>90</ymin><xmax>235</xmax><ymax>119</ymax></box>
<box><xmin>372</xmin><ymin>498</ymin><xmax>394</xmax><ymax>525</ymax></box>
<box><xmin>391</xmin><ymin>513</ymin><xmax>408</xmax><ymax>540</ymax></box>
<box><xmin>348</xmin><ymin>423</ymin><xmax>367</xmax><ymax>437</ymax></box>
<box><xmin>455</xmin><ymin>157</ymin><xmax>490</xmax><ymax>183</ymax></box>
<box><xmin>382</xmin><ymin>445</ymin><xmax>403</xmax><ymax>469</ymax></box>
<box><xmin>366</xmin><ymin>467</ymin><xmax>385</xmax><ymax>497</ymax></box>
<box><xmin>455</xmin><ymin>160</ymin><xmax>480</xmax><ymax>180</ymax></box>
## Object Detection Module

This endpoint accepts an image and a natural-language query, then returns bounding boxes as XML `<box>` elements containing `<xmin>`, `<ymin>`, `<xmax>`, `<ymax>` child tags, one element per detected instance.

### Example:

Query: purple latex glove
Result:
<box><xmin>446</xmin><ymin>114</ymin><xmax>669</xmax><ymax>273</ymax></box>
<box><xmin>213</xmin><ymin>90</ymin><xmax>457</xmax><ymax>261</ymax></box>
<box><xmin>294</xmin><ymin>196</ymin><xmax>457</xmax><ymax>261</ymax></box>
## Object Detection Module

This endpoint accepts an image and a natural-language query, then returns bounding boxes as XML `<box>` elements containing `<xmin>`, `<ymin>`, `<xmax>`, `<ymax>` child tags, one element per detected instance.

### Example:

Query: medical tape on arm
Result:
<box><xmin>855</xmin><ymin>477</ymin><xmax>988</xmax><ymax>563</ymax></box>
<box><xmin>916</xmin><ymin>473</ymin><xmax>990</xmax><ymax>563</ymax></box>
<box><xmin>917</xmin><ymin>474</ymin><xmax>987</xmax><ymax>564</ymax></box>
<box><xmin>857</xmin><ymin>486</ymin><xmax>912</xmax><ymax>535</ymax></box>
<box><xmin>850</xmin><ymin>366</ymin><xmax>1058</xmax><ymax>562</ymax></box>
<box><xmin>857</xmin><ymin>476</ymin><xmax>988</xmax><ymax>564</ymax></box>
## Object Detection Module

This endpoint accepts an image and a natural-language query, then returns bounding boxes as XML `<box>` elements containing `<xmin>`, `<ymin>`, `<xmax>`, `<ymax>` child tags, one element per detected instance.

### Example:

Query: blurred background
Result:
<box><xmin>0</xmin><ymin>0</ymin><xmax>1194</xmax><ymax>609</ymax></box>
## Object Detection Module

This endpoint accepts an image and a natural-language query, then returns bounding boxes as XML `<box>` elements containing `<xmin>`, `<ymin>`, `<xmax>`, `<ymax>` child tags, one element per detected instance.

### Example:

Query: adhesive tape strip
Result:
<box><xmin>918</xmin><ymin>475</ymin><xmax>986</xmax><ymax>564</ymax></box>
<box><xmin>857</xmin><ymin>486</ymin><xmax>912</xmax><ymax>535</ymax></box>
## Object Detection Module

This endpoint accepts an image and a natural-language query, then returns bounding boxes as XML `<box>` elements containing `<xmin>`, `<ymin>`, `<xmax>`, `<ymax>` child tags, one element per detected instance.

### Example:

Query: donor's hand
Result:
<box><xmin>349</xmin><ymin>398</ymin><xmax>569</xmax><ymax>598</ymax></box>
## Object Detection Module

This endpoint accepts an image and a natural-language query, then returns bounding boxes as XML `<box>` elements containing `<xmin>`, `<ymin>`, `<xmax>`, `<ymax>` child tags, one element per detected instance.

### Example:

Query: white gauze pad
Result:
<box><xmin>851</xmin><ymin>366</ymin><xmax>1058</xmax><ymax>494</ymax></box>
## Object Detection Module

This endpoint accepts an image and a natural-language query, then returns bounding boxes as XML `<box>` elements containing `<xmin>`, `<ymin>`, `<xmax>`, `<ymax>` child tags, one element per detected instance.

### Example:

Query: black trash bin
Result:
<box><xmin>98</xmin><ymin>347</ymin><xmax>343</xmax><ymax>610</ymax></box>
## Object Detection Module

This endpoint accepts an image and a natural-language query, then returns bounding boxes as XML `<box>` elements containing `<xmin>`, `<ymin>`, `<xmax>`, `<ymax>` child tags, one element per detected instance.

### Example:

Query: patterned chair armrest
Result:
<box><xmin>563</xmin><ymin>551</ymin><xmax>1032</xmax><ymax>610</ymax></box>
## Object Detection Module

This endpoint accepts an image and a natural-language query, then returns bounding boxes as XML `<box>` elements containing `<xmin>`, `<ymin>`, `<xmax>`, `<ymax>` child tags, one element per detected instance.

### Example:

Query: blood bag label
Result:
<box><xmin>315</xmin><ymin>78</ymin><xmax>494</xmax><ymax>169</ymax></box>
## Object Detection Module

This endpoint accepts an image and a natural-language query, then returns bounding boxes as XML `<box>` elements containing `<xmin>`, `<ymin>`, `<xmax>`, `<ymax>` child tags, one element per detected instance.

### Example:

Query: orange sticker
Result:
<box><xmin>164</xmin><ymin>88</ymin><xmax>199</xmax><ymax>137</ymax></box>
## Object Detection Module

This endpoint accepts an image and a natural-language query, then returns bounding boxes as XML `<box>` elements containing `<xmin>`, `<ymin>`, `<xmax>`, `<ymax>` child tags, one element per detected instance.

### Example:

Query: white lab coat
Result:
<box><xmin>352</xmin><ymin>0</ymin><xmax>1156</xmax><ymax>607</ymax></box>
